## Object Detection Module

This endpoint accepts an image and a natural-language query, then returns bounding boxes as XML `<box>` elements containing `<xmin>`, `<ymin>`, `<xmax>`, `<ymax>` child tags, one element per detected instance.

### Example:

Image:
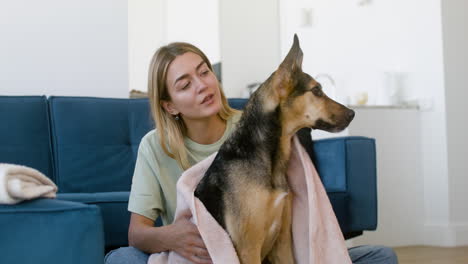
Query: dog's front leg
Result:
<box><xmin>266</xmin><ymin>194</ymin><xmax>295</xmax><ymax>264</ymax></box>
<box><xmin>227</xmin><ymin>218</ymin><xmax>264</xmax><ymax>264</ymax></box>
<box><xmin>236</xmin><ymin>247</ymin><xmax>263</xmax><ymax>264</ymax></box>
<box><xmin>225</xmin><ymin>187</ymin><xmax>272</xmax><ymax>264</ymax></box>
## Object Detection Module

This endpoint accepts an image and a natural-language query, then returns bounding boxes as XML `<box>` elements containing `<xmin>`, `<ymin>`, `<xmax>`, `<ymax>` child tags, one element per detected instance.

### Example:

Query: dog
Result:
<box><xmin>194</xmin><ymin>34</ymin><xmax>355</xmax><ymax>264</ymax></box>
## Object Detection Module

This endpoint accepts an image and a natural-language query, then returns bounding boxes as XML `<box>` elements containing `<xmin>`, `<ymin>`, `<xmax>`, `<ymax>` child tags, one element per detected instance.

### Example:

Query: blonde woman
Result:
<box><xmin>104</xmin><ymin>42</ymin><xmax>397</xmax><ymax>264</ymax></box>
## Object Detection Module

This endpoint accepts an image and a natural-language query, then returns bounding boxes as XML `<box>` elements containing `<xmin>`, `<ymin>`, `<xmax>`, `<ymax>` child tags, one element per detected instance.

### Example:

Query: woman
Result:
<box><xmin>105</xmin><ymin>42</ymin><xmax>398</xmax><ymax>264</ymax></box>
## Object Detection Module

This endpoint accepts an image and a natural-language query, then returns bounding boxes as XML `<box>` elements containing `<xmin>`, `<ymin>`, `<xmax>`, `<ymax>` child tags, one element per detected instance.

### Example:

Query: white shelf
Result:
<box><xmin>347</xmin><ymin>104</ymin><xmax>420</xmax><ymax>110</ymax></box>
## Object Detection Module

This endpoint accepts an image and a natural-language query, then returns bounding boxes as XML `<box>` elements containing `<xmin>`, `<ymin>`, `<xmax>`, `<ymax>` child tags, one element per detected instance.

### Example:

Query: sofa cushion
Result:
<box><xmin>227</xmin><ymin>98</ymin><xmax>248</xmax><ymax>110</ymax></box>
<box><xmin>344</xmin><ymin>137</ymin><xmax>378</xmax><ymax>231</ymax></box>
<box><xmin>314</xmin><ymin>137</ymin><xmax>377</xmax><ymax>232</ymax></box>
<box><xmin>49</xmin><ymin>97</ymin><xmax>153</xmax><ymax>193</ymax></box>
<box><xmin>57</xmin><ymin>192</ymin><xmax>130</xmax><ymax>248</ymax></box>
<box><xmin>0</xmin><ymin>96</ymin><xmax>54</xmax><ymax>180</ymax></box>
<box><xmin>328</xmin><ymin>192</ymin><xmax>350</xmax><ymax>233</ymax></box>
<box><xmin>313</xmin><ymin>138</ymin><xmax>348</xmax><ymax>192</ymax></box>
<box><xmin>0</xmin><ymin>198</ymin><xmax>104</xmax><ymax>264</ymax></box>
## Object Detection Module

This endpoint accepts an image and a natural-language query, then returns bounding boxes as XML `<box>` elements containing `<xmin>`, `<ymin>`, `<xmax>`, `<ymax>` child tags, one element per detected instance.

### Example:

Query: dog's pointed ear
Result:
<box><xmin>279</xmin><ymin>34</ymin><xmax>303</xmax><ymax>72</ymax></box>
<box><xmin>273</xmin><ymin>34</ymin><xmax>303</xmax><ymax>98</ymax></box>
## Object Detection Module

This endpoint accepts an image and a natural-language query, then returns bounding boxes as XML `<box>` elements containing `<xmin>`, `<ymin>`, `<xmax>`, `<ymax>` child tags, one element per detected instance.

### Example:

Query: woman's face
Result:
<box><xmin>163</xmin><ymin>52</ymin><xmax>222</xmax><ymax>121</ymax></box>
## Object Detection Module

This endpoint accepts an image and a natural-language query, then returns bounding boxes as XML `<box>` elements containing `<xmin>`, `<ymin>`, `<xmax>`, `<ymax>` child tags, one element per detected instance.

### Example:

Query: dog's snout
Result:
<box><xmin>347</xmin><ymin>110</ymin><xmax>355</xmax><ymax>121</ymax></box>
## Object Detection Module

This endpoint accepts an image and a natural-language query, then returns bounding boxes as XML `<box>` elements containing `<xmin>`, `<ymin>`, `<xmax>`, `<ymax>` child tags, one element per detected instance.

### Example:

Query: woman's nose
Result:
<box><xmin>194</xmin><ymin>77</ymin><xmax>208</xmax><ymax>93</ymax></box>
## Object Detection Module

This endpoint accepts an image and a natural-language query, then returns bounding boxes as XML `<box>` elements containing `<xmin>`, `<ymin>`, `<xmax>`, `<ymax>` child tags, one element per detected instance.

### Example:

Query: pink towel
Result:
<box><xmin>148</xmin><ymin>136</ymin><xmax>352</xmax><ymax>264</ymax></box>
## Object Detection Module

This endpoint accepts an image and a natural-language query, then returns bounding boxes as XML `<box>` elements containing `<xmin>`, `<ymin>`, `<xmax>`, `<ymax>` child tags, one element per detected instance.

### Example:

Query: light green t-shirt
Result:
<box><xmin>128</xmin><ymin>113</ymin><xmax>241</xmax><ymax>225</ymax></box>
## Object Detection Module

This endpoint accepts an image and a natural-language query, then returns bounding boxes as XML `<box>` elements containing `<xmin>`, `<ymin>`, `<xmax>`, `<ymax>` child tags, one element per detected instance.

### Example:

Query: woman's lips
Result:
<box><xmin>201</xmin><ymin>94</ymin><xmax>214</xmax><ymax>104</ymax></box>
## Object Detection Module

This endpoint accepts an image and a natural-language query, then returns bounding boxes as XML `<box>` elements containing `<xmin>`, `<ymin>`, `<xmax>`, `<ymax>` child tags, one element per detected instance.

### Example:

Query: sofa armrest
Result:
<box><xmin>297</xmin><ymin>131</ymin><xmax>378</xmax><ymax>235</ymax></box>
<box><xmin>0</xmin><ymin>199</ymin><xmax>105</xmax><ymax>264</ymax></box>
<box><xmin>314</xmin><ymin>136</ymin><xmax>378</xmax><ymax>233</ymax></box>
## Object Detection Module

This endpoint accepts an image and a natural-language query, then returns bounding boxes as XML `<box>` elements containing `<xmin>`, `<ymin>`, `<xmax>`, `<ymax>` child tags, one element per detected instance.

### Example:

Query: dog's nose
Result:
<box><xmin>347</xmin><ymin>110</ymin><xmax>355</xmax><ymax>121</ymax></box>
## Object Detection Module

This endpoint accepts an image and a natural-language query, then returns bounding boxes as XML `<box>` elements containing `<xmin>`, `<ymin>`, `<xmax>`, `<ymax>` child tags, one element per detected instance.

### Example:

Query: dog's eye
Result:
<box><xmin>312</xmin><ymin>86</ymin><xmax>323</xmax><ymax>97</ymax></box>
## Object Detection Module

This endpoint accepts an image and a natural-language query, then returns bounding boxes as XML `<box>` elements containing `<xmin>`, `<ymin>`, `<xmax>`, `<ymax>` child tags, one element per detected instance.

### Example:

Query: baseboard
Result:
<box><xmin>453</xmin><ymin>223</ymin><xmax>468</xmax><ymax>246</ymax></box>
<box><xmin>424</xmin><ymin>223</ymin><xmax>468</xmax><ymax>246</ymax></box>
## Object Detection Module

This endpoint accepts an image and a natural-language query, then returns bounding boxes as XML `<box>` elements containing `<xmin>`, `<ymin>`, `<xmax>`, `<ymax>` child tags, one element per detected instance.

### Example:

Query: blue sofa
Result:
<box><xmin>0</xmin><ymin>96</ymin><xmax>377</xmax><ymax>264</ymax></box>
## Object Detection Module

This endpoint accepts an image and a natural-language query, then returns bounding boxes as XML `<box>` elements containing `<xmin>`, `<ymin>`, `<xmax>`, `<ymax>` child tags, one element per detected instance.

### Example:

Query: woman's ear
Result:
<box><xmin>161</xmin><ymin>100</ymin><xmax>179</xmax><ymax>116</ymax></box>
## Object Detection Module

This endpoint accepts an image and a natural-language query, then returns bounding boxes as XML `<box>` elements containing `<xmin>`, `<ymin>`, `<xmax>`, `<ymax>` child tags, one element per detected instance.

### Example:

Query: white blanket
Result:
<box><xmin>0</xmin><ymin>163</ymin><xmax>57</xmax><ymax>204</ymax></box>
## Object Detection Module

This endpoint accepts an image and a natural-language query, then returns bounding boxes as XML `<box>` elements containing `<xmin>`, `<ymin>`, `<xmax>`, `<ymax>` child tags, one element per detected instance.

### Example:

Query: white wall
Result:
<box><xmin>441</xmin><ymin>0</ymin><xmax>468</xmax><ymax>246</ymax></box>
<box><xmin>166</xmin><ymin>0</ymin><xmax>220</xmax><ymax>63</ymax></box>
<box><xmin>128</xmin><ymin>0</ymin><xmax>220</xmax><ymax>93</ymax></box>
<box><xmin>128</xmin><ymin>0</ymin><xmax>166</xmax><ymax>92</ymax></box>
<box><xmin>0</xmin><ymin>0</ymin><xmax>129</xmax><ymax>98</ymax></box>
<box><xmin>219</xmin><ymin>0</ymin><xmax>281</xmax><ymax>97</ymax></box>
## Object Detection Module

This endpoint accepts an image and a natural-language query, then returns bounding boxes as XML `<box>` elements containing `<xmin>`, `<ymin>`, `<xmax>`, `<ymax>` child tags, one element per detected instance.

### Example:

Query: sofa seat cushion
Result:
<box><xmin>0</xmin><ymin>198</ymin><xmax>104</xmax><ymax>264</ymax></box>
<box><xmin>57</xmin><ymin>191</ymin><xmax>130</xmax><ymax>248</ymax></box>
<box><xmin>57</xmin><ymin>191</ymin><xmax>129</xmax><ymax>203</ymax></box>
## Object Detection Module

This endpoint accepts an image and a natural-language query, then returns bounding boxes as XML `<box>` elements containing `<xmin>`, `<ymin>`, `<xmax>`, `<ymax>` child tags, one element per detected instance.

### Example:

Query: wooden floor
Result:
<box><xmin>393</xmin><ymin>246</ymin><xmax>468</xmax><ymax>264</ymax></box>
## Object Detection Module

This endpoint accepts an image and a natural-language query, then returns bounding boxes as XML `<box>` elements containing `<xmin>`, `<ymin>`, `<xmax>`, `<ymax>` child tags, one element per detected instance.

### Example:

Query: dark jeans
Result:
<box><xmin>105</xmin><ymin>245</ymin><xmax>398</xmax><ymax>264</ymax></box>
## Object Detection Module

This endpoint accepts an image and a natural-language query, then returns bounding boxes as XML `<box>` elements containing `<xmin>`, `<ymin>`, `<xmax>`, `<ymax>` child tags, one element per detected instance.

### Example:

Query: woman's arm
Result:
<box><xmin>128</xmin><ymin>212</ymin><xmax>212</xmax><ymax>264</ymax></box>
<box><xmin>128</xmin><ymin>213</ymin><xmax>169</xmax><ymax>253</ymax></box>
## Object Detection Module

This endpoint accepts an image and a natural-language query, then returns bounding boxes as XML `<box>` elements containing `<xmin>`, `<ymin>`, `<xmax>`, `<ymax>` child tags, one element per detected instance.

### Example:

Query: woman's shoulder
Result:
<box><xmin>138</xmin><ymin>129</ymin><xmax>164</xmax><ymax>154</ymax></box>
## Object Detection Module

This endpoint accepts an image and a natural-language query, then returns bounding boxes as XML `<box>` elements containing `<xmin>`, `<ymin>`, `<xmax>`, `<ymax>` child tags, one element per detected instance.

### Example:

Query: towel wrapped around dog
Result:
<box><xmin>148</xmin><ymin>136</ymin><xmax>352</xmax><ymax>264</ymax></box>
<box><xmin>0</xmin><ymin>163</ymin><xmax>57</xmax><ymax>205</ymax></box>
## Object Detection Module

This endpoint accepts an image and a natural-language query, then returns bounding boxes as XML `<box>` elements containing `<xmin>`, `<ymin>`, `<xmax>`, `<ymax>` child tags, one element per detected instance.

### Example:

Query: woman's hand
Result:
<box><xmin>168</xmin><ymin>209</ymin><xmax>212</xmax><ymax>264</ymax></box>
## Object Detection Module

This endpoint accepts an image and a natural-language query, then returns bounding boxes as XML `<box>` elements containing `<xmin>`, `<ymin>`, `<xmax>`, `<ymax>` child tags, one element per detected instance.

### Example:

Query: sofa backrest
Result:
<box><xmin>0</xmin><ymin>96</ymin><xmax>247</xmax><ymax>193</ymax></box>
<box><xmin>49</xmin><ymin>97</ymin><xmax>154</xmax><ymax>193</ymax></box>
<box><xmin>0</xmin><ymin>96</ymin><xmax>54</xmax><ymax>179</ymax></box>
<box><xmin>47</xmin><ymin>97</ymin><xmax>249</xmax><ymax>193</ymax></box>
<box><xmin>227</xmin><ymin>98</ymin><xmax>248</xmax><ymax>110</ymax></box>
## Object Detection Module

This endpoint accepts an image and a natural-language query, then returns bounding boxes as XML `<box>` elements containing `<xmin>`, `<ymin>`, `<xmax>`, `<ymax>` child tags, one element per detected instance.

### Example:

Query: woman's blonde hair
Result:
<box><xmin>148</xmin><ymin>42</ymin><xmax>239</xmax><ymax>170</ymax></box>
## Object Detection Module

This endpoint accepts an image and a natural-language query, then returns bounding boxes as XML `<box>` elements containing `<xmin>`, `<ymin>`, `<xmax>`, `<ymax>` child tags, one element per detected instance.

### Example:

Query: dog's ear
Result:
<box><xmin>274</xmin><ymin>34</ymin><xmax>303</xmax><ymax>98</ymax></box>
<box><xmin>279</xmin><ymin>34</ymin><xmax>303</xmax><ymax>73</ymax></box>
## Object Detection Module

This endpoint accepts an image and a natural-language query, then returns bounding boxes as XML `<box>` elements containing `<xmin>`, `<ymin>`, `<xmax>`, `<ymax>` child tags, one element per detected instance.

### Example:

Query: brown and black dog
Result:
<box><xmin>194</xmin><ymin>35</ymin><xmax>355</xmax><ymax>264</ymax></box>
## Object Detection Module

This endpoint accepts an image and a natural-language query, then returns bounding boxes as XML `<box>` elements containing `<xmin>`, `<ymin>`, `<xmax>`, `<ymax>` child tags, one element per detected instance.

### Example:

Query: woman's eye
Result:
<box><xmin>201</xmin><ymin>70</ymin><xmax>210</xmax><ymax>76</ymax></box>
<box><xmin>181</xmin><ymin>82</ymin><xmax>190</xmax><ymax>90</ymax></box>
